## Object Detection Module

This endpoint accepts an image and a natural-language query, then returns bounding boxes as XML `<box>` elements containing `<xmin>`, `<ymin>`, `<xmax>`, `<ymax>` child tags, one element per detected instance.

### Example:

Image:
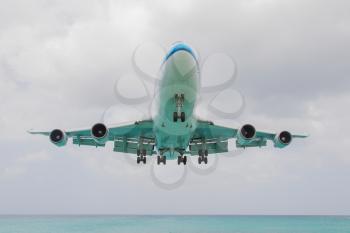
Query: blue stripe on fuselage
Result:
<box><xmin>165</xmin><ymin>43</ymin><xmax>196</xmax><ymax>61</ymax></box>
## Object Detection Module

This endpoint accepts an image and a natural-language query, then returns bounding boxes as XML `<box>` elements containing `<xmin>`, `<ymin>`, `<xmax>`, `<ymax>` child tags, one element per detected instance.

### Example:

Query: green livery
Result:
<box><xmin>29</xmin><ymin>42</ymin><xmax>308</xmax><ymax>165</ymax></box>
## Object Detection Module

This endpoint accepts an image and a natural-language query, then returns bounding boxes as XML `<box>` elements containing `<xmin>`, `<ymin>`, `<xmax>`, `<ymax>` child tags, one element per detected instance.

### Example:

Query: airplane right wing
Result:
<box><xmin>190</xmin><ymin>120</ymin><xmax>308</xmax><ymax>155</ymax></box>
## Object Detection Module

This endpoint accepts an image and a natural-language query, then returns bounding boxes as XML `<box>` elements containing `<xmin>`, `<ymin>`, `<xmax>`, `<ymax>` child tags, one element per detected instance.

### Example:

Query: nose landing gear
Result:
<box><xmin>173</xmin><ymin>112</ymin><xmax>186</xmax><ymax>122</ymax></box>
<box><xmin>173</xmin><ymin>94</ymin><xmax>185</xmax><ymax>122</ymax></box>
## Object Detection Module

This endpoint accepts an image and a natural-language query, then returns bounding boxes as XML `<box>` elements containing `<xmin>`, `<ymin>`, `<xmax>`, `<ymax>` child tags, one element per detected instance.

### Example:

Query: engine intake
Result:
<box><xmin>237</xmin><ymin>124</ymin><xmax>256</xmax><ymax>145</ymax></box>
<box><xmin>49</xmin><ymin>129</ymin><xmax>67</xmax><ymax>147</ymax></box>
<box><xmin>91</xmin><ymin>123</ymin><xmax>109</xmax><ymax>144</ymax></box>
<box><xmin>274</xmin><ymin>131</ymin><xmax>292</xmax><ymax>148</ymax></box>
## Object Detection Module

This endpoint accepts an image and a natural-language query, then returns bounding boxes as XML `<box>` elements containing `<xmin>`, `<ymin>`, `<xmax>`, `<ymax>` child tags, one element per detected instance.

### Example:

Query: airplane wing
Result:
<box><xmin>189</xmin><ymin>120</ymin><xmax>308</xmax><ymax>155</ymax></box>
<box><xmin>28</xmin><ymin>120</ymin><xmax>156</xmax><ymax>155</ymax></box>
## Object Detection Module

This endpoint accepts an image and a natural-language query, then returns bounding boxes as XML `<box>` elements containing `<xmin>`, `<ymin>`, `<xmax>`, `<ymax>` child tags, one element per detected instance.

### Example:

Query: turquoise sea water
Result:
<box><xmin>0</xmin><ymin>215</ymin><xmax>349</xmax><ymax>233</ymax></box>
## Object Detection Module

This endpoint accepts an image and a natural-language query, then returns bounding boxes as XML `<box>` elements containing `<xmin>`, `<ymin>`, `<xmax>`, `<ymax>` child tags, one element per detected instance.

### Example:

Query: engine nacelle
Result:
<box><xmin>274</xmin><ymin>131</ymin><xmax>292</xmax><ymax>148</ymax></box>
<box><xmin>237</xmin><ymin>124</ymin><xmax>256</xmax><ymax>145</ymax></box>
<box><xmin>49</xmin><ymin>129</ymin><xmax>68</xmax><ymax>147</ymax></box>
<box><xmin>91</xmin><ymin>123</ymin><xmax>109</xmax><ymax>144</ymax></box>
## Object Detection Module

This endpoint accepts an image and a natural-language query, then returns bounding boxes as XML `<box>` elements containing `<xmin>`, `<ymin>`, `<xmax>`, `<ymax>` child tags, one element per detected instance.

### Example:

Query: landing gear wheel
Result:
<box><xmin>204</xmin><ymin>149</ymin><xmax>208</xmax><ymax>157</ymax></box>
<box><xmin>198</xmin><ymin>156</ymin><xmax>202</xmax><ymax>164</ymax></box>
<box><xmin>137</xmin><ymin>157</ymin><xmax>141</xmax><ymax>164</ymax></box>
<box><xmin>204</xmin><ymin>157</ymin><xmax>208</xmax><ymax>164</ymax></box>
<box><xmin>158</xmin><ymin>155</ymin><xmax>166</xmax><ymax>165</ymax></box>
<box><xmin>142</xmin><ymin>156</ymin><xmax>146</xmax><ymax>164</ymax></box>
<box><xmin>198</xmin><ymin>149</ymin><xmax>203</xmax><ymax>157</ymax></box>
<box><xmin>173</xmin><ymin>112</ymin><xmax>178</xmax><ymax>122</ymax></box>
<box><xmin>180</xmin><ymin>112</ymin><xmax>185</xmax><ymax>122</ymax></box>
<box><xmin>177</xmin><ymin>155</ymin><xmax>187</xmax><ymax>165</ymax></box>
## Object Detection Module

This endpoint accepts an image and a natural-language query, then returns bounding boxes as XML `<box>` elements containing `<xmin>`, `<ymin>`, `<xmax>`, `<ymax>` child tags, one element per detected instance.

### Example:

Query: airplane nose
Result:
<box><xmin>165</xmin><ymin>42</ymin><xmax>196</xmax><ymax>61</ymax></box>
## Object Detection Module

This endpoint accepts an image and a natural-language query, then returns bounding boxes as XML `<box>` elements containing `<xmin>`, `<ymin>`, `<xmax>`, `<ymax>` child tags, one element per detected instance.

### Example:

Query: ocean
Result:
<box><xmin>0</xmin><ymin>215</ymin><xmax>349</xmax><ymax>233</ymax></box>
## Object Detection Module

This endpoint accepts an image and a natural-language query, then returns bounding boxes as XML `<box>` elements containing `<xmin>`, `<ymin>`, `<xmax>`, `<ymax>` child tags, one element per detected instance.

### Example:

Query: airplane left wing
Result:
<box><xmin>28</xmin><ymin>120</ymin><xmax>156</xmax><ymax>155</ymax></box>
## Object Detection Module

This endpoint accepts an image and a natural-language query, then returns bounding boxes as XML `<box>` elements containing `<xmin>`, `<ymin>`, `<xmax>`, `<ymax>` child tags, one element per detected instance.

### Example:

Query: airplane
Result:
<box><xmin>29</xmin><ymin>42</ymin><xmax>308</xmax><ymax>165</ymax></box>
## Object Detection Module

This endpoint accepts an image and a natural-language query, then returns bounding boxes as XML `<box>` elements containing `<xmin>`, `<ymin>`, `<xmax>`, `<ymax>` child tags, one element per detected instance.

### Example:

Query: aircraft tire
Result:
<box><xmin>180</xmin><ymin>112</ymin><xmax>185</xmax><ymax>122</ymax></box>
<box><xmin>173</xmin><ymin>112</ymin><xmax>178</xmax><ymax>122</ymax></box>
<box><xmin>198</xmin><ymin>149</ymin><xmax>203</xmax><ymax>157</ymax></box>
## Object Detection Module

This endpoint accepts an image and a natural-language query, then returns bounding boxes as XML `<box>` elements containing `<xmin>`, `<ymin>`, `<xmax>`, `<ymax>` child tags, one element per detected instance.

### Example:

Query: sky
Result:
<box><xmin>0</xmin><ymin>0</ymin><xmax>350</xmax><ymax>215</ymax></box>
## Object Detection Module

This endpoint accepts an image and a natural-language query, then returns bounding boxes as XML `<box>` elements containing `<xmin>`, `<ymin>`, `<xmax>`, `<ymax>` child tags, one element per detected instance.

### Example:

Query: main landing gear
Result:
<box><xmin>157</xmin><ymin>155</ymin><xmax>166</xmax><ymax>165</ymax></box>
<box><xmin>173</xmin><ymin>93</ymin><xmax>185</xmax><ymax>122</ymax></box>
<box><xmin>177</xmin><ymin>155</ymin><xmax>187</xmax><ymax>165</ymax></box>
<box><xmin>137</xmin><ymin>149</ymin><xmax>147</xmax><ymax>164</ymax></box>
<box><xmin>198</xmin><ymin>149</ymin><xmax>208</xmax><ymax>164</ymax></box>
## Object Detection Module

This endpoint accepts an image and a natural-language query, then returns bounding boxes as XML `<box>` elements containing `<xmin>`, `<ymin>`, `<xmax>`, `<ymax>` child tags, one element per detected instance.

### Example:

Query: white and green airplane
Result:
<box><xmin>29</xmin><ymin>42</ymin><xmax>308</xmax><ymax>165</ymax></box>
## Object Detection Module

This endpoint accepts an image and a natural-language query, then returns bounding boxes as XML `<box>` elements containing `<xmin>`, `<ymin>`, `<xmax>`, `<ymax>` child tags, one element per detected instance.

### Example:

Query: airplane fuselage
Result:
<box><xmin>154</xmin><ymin>44</ymin><xmax>199</xmax><ymax>159</ymax></box>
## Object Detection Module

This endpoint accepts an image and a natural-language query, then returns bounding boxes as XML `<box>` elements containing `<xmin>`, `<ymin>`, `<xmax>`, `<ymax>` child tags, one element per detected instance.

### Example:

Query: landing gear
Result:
<box><xmin>157</xmin><ymin>155</ymin><xmax>166</xmax><ymax>165</ymax></box>
<box><xmin>177</xmin><ymin>155</ymin><xmax>187</xmax><ymax>165</ymax></box>
<box><xmin>198</xmin><ymin>149</ymin><xmax>208</xmax><ymax>164</ymax></box>
<box><xmin>137</xmin><ymin>156</ymin><xmax>146</xmax><ymax>164</ymax></box>
<box><xmin>137</xmin><ymin>149</ymin><xmax>147</xmax><ymax>164</ymax></box>
<box><xmin>174</xmin><ymin>93</ymin><xmax>185</xmax><ymax>122</ymax></box>
<box><xmin>173</xmin><ymin>112</ymin><xmax>185</xmax><ymax>122</ymax></box>
<box><xmin>198</xmin><ymin>156</ymin><xmax>208</xmax><ymax>164</ymax></box>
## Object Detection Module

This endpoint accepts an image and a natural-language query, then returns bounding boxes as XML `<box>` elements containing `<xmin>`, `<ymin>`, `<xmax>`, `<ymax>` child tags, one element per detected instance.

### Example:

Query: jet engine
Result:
<box><xmin>237</xmin><ymin>124</ymin><xmax>256</xmax><ymax>144</ymax></box>
<box><xmin>49</xmin><ymin>129</ymin><xmax>67</xmax><ymax>147</ymax></box>
<box><xmin>91</xmin><ymin>123</ymin><xmax>109</xmax><ymax>144</ymax></box>
<box><xmin>274</xmin><ymin>131</ymin><xmax>292</xmax><ymax>148</ymax></box>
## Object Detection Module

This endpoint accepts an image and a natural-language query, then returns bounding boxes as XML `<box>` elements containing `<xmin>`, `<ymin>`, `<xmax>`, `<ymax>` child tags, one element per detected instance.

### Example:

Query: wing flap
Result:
<box><xmin>72</xmin><ymin>137</ymin><xmax>105</xmax><ymax>147</ymax></box>
<box><xmin>235</xmin><ymin>138</ymin><xmax>267</xmax><ymax>148</ymax></box>
<box><xmin>189</xmin><ymin>140</ymin><xmax>228</xmax><ymax>155</ymax></box>
<box><xmin>113</xmin><ymin>139</ymin><xmax>155</xmax><ymax>155</ymax></box>
<box><xmin>192</xmin><ymin>121</ymin><xmax>237</xmax><ymax>140</ymax></box>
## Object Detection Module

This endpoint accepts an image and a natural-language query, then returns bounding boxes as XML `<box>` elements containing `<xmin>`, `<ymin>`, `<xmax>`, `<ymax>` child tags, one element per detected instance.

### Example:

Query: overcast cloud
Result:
<box><xmin>0</xmin><ymin>0</ymin><xmax>350</xmax><ymax>215</ymax></box>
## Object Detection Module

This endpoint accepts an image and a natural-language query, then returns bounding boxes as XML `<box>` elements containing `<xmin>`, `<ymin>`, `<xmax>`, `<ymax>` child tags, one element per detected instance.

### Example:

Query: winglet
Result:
<box><xmin>292</xmin><ymin>133</ymin><xmax>309</xmax><ymax>138</ymax></box>
<box><xmin>27</xmin><ymin>129</ymin><xmax>50</xmax><ymax>135</ymax></box>
<box><xmin>27</xmin><ymin>129</ymin><xmax>35</xmax><ymax>134</ymax></box>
